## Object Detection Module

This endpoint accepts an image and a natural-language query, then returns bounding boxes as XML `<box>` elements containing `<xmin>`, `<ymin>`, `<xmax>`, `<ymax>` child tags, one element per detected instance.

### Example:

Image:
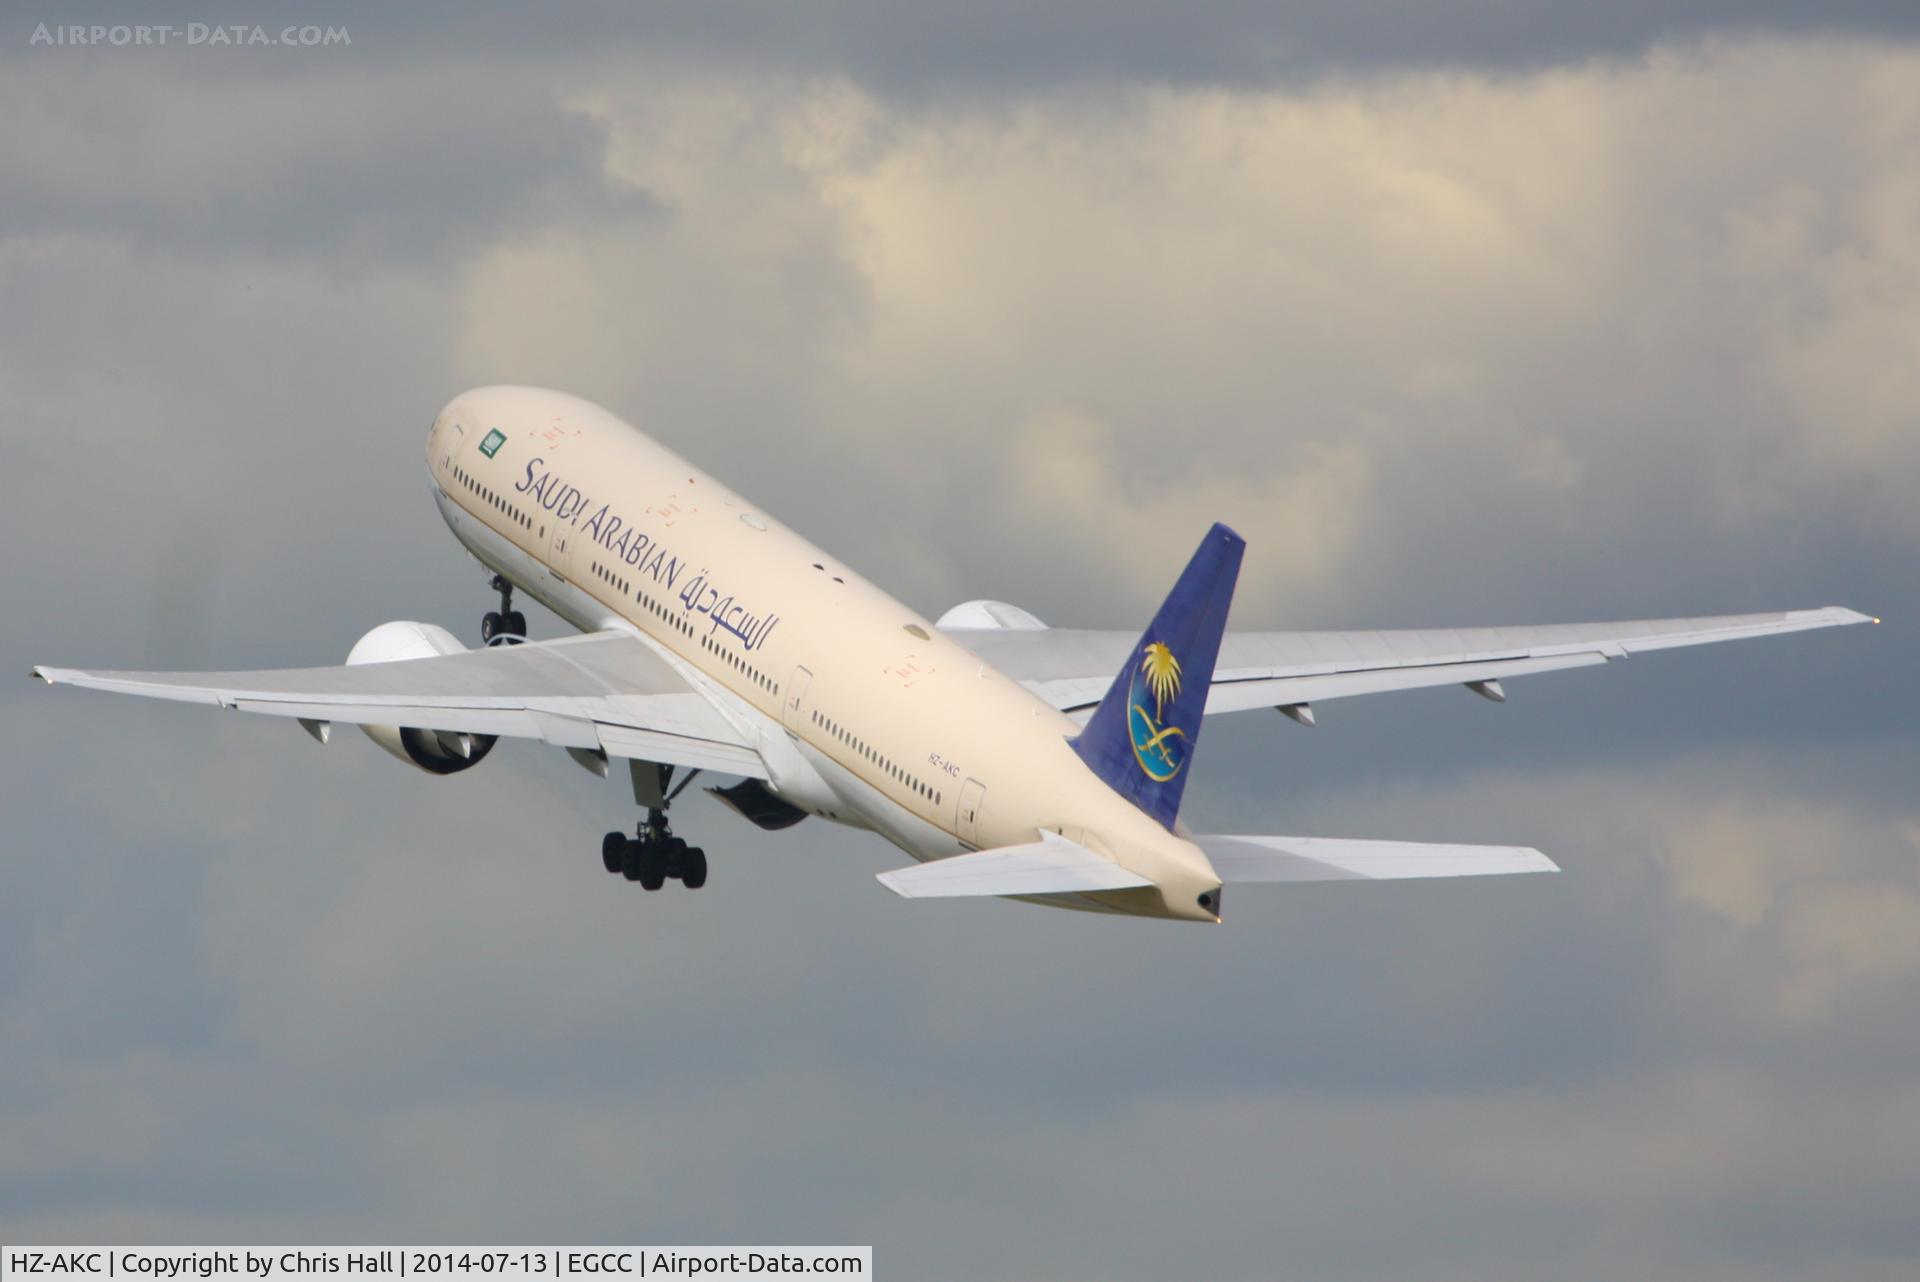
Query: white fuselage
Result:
<box><xmin>424</xmin><ymin>386</ymin><xmax>1220</xmax><ymax>921</ymax></box>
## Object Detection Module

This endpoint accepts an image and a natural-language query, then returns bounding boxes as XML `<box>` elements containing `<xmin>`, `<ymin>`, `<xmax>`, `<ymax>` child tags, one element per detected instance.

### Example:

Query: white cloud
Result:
<box><xmin>438</xmin><ymin>41</ymin><xmax>1920</xmax><ymax>626</ymax></box>
<box><xmin>1005</xmin><ymin>405</ymin><xmax>1374</xmax><ymax>610</ymax></box>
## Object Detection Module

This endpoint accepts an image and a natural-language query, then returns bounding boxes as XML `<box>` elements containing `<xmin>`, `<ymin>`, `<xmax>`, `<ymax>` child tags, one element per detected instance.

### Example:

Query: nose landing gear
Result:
<box><xmin>481</xmin><ymin>574</ymin><xmax>526</xmax><ymax>646</ymax></box>
<box><xmin>603</xmin><ymin>764</ymin><xmax>709</xmax><ymax>891</ymax></box>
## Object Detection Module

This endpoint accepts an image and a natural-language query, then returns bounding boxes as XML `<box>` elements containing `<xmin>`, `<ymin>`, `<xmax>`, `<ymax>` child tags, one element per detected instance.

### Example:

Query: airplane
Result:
<box><xmin>32</xmin><ymin>386</ymin><xmax>1877</xmax><ymax>923</ymax></box>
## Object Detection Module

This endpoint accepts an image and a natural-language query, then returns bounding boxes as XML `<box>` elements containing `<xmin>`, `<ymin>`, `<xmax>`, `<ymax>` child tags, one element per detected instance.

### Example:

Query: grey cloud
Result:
<box><xmin>14</xmin><ymin>3</ymin><xmax>1920</xmax><ymax>89</ymax></box>
<box><xmin>0</xmin><ymin>60</ymin><xmax>652</xmax><ymax>265</ymax></box>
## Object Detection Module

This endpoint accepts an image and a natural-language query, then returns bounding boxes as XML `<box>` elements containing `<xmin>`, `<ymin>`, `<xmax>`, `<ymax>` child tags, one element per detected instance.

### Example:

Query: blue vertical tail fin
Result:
<box><xmin>1071</xmin><ymin>522</ymin><xmax>1245</xmax><ymax>831</ymax></box>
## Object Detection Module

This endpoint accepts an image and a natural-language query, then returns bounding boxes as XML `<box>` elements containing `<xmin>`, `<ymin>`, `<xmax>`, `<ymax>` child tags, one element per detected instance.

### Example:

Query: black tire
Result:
<box><xmin>601</xmin><ymin>832</ymin><xmax>626</xmax><ymax>875</ymax></box>
<box><xmin>663</xmin><ymin>835</ymin><xmax>687</xmax><ymax>877</ymax></box>
<box><xmin>638</xmin><ymin>855</ymin><xmax>667</xmax><ymax>891</ymax></box>
<box><xmin>681</xmin><ymin>847</ymin><xmax>708</xmax><ymax>890</ymax></box>
<box><xmin>505</xmin><ymin>611</ymin><xmax>527</xmax><ymax>644</ymax></box>
<box><xmin>620</xmin><ymin>841</ymin><xmax>646</xmax><ymax>882</ymax></box>
<box><xmin>481</xmin><ymin>611</ymin><xmax>503</xmax><ymax>644</ymax></box>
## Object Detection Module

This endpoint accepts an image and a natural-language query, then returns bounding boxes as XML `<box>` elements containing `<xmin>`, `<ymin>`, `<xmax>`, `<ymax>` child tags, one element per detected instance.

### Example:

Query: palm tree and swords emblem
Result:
<box><xmin>1127</xmin><ymin>640</ymin><xmax>1189</xmax><ymax>781</ymax></box>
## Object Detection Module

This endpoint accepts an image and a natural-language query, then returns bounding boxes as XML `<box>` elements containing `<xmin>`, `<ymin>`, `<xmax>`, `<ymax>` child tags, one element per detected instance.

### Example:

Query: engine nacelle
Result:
<box><xmin>934</xmin><ymin>599</ymin><xmax>1048</xmax><ymax>630</ymax></box>
<box><xmin>346</xmin><ymin>621</ymin><xmax>497</xmax><ymax>775</ymax></box>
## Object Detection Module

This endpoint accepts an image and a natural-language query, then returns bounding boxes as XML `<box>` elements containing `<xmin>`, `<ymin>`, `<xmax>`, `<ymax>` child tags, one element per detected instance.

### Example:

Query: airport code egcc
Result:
<box><xmin>2</xmin><ymin>1251</ymin><xmax>870</xmax><ymax>1279</ymax></box>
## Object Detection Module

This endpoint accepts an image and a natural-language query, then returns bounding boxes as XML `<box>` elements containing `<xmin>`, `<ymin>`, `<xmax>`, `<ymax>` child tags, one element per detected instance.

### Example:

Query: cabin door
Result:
<box><xmin>783</xmin><ymin>666</ymin><xmax>813</xmax><ymax>731</ymax></box>
<box><xmin>956</xmin><ymin>778</ymin><xmax>986</xmax><ymax>847</ymax></box>
<box><xmin>546</xmin><ymin>509</ymin><xmax>576</xmax><ymax>583</ymax></box>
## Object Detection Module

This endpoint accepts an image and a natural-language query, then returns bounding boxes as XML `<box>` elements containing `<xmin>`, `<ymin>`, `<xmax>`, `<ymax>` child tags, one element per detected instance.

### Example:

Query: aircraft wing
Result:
<box><xmin>32</xmin><ymin>630</ymin><xmax>768</xmax><ymax>777</ymax></box>
<box><xmin>942</xmin><ymin>606</ymin><xmax>1875</xmax><ymax>719</ymax></box>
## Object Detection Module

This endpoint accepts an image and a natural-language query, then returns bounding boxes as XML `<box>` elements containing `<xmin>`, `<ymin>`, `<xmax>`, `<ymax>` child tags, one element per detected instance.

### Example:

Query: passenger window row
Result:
<box><xmin>592</xmin><ymin>560</ymin><xmax>632</xmax><ymax>596</ymax></box>
<box><xmin>628</xmin><ymin>582</ymin><xmax>775</xmax><ymax>700</ymax></box>
<box><xmin>636</xmin><ymin>587</ymin><xmax>695</xmax><ymax>638</ymax></box>
<box><xmin>810</xmin><ymin>709</ymin><xmax>942</xmax><ymax>806</ymax></box>
<box><xmin>700</xmin><ymin>632</ymin><xmax>776</xmax><ymax>694</ymax></box>
<box><xmin>453</xmin><ymin>464</ymin><xmax>533</xmax><ymax>532</ymax></box>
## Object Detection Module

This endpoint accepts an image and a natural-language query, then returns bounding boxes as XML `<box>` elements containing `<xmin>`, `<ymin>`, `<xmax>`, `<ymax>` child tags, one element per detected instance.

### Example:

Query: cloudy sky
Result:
<box><xmin>2</xmin><ymin>5</ymin><xmax>1917</xmax><ymax>1278</ymax></box>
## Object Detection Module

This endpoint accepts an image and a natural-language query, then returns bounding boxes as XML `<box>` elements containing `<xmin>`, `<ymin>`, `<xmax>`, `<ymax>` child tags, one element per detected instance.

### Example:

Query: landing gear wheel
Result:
<box><xmin>620</xmin><ymin>839</ymin><xmax>666</xmax><ymax>890</ymax></box>
<box><xmin>504</xmin><ymin>610</ymin><xmax>527</xmax><ymax>644</ymax></box>
<box><xmin>481</xmin><ymin>611</ymin><xmax>505</xmax><ymax>645</ymax></box>
<box><xmin>637</xmin><ymin>855</ymin><xmax>667</xmax><ymax>892</ymax></box>
<box><xmin>601</xmin><ymin>831</ymin><xmax>625</xmax><ymax>875</ymax></box>
<box><xmin>681</xmin><ymin>847</ymin><xmax>708</xmax><ymax>889</ymax></box>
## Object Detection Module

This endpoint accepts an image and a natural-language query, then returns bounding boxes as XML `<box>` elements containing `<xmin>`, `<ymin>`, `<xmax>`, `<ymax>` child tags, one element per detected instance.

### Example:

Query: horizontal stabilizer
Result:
<box><xmin>1197</xmin><ymin>834</ymin><xmax>1557</xmax><ymax>882</ymax></box>
<box><xmin>877</xmin><ymin>831</ymin><xmax>1154</xmax><ymax>899</ymax></box>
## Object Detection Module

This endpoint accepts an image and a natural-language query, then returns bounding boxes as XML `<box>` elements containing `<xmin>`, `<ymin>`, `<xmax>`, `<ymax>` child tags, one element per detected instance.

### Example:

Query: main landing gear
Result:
<box><xmin>602</xmin><ymin>811</ymin><xmax>708</xmax><ymax>891</ymax></box>
<box><xmin>603</xmin><ymin>763</ymin><xmax>708</xmax><ymax>891</ymax></box>
<box><xmin>481</xmin><ymin>574</ymin><xmax>526</xmax><ymax>646</ymax></box>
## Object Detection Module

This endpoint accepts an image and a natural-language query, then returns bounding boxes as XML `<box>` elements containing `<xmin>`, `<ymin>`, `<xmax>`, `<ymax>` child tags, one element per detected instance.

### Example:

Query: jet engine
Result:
<box><xmin>345</xmin><ymin>620</ymin><xmax>497</xmax><ymax>774</ymax></box>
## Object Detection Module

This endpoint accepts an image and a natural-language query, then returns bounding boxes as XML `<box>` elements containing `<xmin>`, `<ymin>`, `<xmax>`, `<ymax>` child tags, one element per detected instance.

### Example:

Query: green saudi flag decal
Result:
<box><xmin>479</xmin><ymin>428</ymin><xmax>506</xmax><ymax>458</ymax></box>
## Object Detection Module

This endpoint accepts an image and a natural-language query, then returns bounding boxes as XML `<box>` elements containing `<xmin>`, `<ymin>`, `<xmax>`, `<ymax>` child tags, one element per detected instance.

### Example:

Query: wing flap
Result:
<box><xmin>1195</xmin><ymin>651</ymin><xmax>1611</xmax><ymax>715</ymax></box>
<box><xmin>1198</xmin><ymin>834</ymin><xmax>1557</xmax><ymax>882</ymax></box>
<box><xmin>877</xmin><ymin>831</ymin><xmax>1154</xmax><ymax>899</ymax></box>
<box><xmin>594</xmin><ymin>724</ymin><xmax>765</xmax><ymax>776</ymax></box>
